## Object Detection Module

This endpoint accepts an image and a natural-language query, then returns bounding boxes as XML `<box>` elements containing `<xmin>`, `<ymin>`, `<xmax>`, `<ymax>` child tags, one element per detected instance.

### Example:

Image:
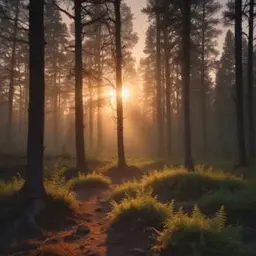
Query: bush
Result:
<box><xmin>68</xmin><ymin>171</ymin><xmax>112</xmax><ymax>190</ymax></box>
<box><xmin>153</xmin><ymin>205</ymin><xmax>253</xmax><ymax>256</ymax></box>
<box><xmin>0</xmin><ymin>174</ymin><xmax>24</xmax><ymax>198</ymax></box>
<box><xmin>111</xmin><ymin>180</ymin><xmax>142</xmax><ymax>202</ymax></box>
<box><xmin>111</xmin><ymin>166</ymin><xmax>246</xmax><ymax>203</ymax></box>
<box><xmin>109</xmin><ymin>193</ymin><xmax>172</xmax><ymax>231</ymax></box>
<box><xmin>196</xmin><ymin>186</ymin><xmax>256</xmax><ymax>229</ymax></box>
<box><xmin>0</xmin><ymin>170</ymin><xmax>78</xmax><ymax>230</ymax></box>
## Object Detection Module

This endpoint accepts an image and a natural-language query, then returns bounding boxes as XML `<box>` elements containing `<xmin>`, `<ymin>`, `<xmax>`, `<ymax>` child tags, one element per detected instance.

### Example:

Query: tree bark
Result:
<box><xmin>7</xmin><ymin>0</ymin><xmax>20</xmax><ymax>146</ymax></box>
<box><xmin>53</xmin><ymin>59</ymin><xmax>59</xmax><ymax>155</ymax></box>
<box><xmin>96</xmin><ymin>25</ymin><xmax>103</xmax><ymax>153</ymax></box>
<box><xmin>247</xmin><ymin>0</ymin><xmax>254</xmax><ymax>158</ymax></box>
<box><xmin>114</xmin><ymin>0</ymin><xmax>127</xmax><ymax>168</ymax></box>
<box><xmin>156</xmin><ymin>10</ymin><xmax>164</xmax><ymax>159</ymax></box>
<box><xmin>24</xmin><ymin>0</ymin><xmax>45</xmax><ymax>197</ymax></box>
<box><xmin>88</xmin><ymin>55</ymin><xmax>93</xmax><ymax>152</ymax></box>
<box><xmin>163</xmin><ymin>13</ymin><xmax>172</xmax><ymax>161</ymax></box>
<box><xmin>74</xmin><ymin>0</ymin><xmax>88</xmax><ymax>172</ymax></box>
<box><xmin>182</xmin><ymin>0</ymin><xmax>194</xmax><ymax>171</ymax></box>
<box><xmin>201</xmin><ymin>0</ymin><xmax>207</xmax><ymax>158</ymax></box>
<box><xmin>235</xmin><ymin>0</ymin><xmax>247</xmax><ymax>166</ymax></box>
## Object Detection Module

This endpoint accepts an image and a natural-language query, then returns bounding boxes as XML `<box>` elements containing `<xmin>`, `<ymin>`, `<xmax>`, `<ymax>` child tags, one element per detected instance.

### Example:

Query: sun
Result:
<box><xmin>108</xmin><ymin>86</ymin><xmax>131</xmax><ymax>103</ymax></box>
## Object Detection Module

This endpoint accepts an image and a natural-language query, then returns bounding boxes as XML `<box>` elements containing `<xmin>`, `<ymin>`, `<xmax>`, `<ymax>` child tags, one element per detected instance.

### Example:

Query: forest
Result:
<box><xmin>0</xmin><ymin>0</ymin><xmax>256</xmax><ymax>255</ymax></box>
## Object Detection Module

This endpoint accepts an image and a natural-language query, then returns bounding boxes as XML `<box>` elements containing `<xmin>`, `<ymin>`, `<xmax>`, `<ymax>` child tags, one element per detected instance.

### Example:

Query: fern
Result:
<box><xmin>211</xmin><ymin>205</ymin><xmax>226</xmax><ymax>232</ymax></box>
<box><xmin>192</xmin><ymin>204</ymin><xmax>203</xmax><ymax>220</ymax></box>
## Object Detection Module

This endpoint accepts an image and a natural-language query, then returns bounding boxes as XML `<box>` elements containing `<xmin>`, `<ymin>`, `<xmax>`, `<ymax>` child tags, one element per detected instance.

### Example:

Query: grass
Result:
<box><xmin>0</xmin><ymin>174</ymin><xmax>24</xmax><ymax>198</ymax></box>
<box><xmin>153</xmin><ymin>205</ymin><xmax>253</xmax><ymax>256</ymax></box>
<box><xmin>111</xmin><ymin>166</ymin><xmax>246</xmax><ymax>203</ymax></box>
<box><xmin>0</xmin><ymin>168</ymin><xmax>79</xmax><ymax>230</ymax></box>
<box><xmin>68</xmin><ymin>171</ymin><xmax>112</xmax><ymax>190</ymax></box>
<box><xmin>193</xmin><ymin>186</ymin><xmax>256</xmax><ymax>228</ymax></box>
<box><xmin>109</xmin><ymin>193</ymin><xmax>172</xmax><ymax>231</ymax></box>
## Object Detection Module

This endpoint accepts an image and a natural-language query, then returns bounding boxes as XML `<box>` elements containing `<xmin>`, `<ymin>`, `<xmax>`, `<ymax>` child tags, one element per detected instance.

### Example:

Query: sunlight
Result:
<box><xmin>108</xmin><ymin>86</ymin><xmax>131</xmax><ymax>103</ymax></box>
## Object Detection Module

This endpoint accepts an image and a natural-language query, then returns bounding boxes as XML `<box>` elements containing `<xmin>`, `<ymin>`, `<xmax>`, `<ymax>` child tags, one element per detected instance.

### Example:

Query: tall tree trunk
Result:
<box><xmin>24</xmin><ymin>0</ymin><xmax>45</xmax><ymax>196</ymax></box>
<box><xmin>163</xmin><ymin>13</ymin><xmax>171</xmax><ymax>161</ymax></box>
<box><xmin>96</xmin><ymin>25</ymin><xmax>103</xmax><ymax>154</ymax></box>
<box><xmin>74</xmin><ymin>0</ymin><xmax>88</xmax><ymax>172</ymax></box>
<box><xmin>201</xmin><ymin>0</ymin><xmax>207</xmax><ymax>158</ymax></box>
<box><xmin>247</xmin><ymin>0</ymin><xmax>254</xmax><ymax>158</ymax></box>
<box><xmin>7</xmin><ymin>0</ymin><xmax>20</xmax><ymax>146</ymax></box>
<box><xmin>182</xmin><ymin>0</ymin><xmax>194</xmax><ymax>171</ymax></box>
<box><xmin>114</xmin><ymin>0</ymin><xmax>127</xmax><ymax>168</ymax></box>
<box><xmin>235</xmin><ymin>0</ymin><xmax>247</xmax><ymax>166</ymax></box>
<box><xmin>156</xmin><ymin>10</ymin><xmax>164</xmax><ymax>159</ymax></box>
<box><xmin>53</xmin><ymin>59</ymin><xmax>59</xmax><ymax>155</ymax></box>
<box><xmin>88</xmin><ymin>55</ymin><xmax>93</xmax><ymax>152</ymax></box>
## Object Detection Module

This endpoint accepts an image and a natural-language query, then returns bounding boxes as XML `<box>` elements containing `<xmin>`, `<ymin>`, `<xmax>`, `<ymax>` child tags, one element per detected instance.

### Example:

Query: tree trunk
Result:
<box><xmin>201</xmin><ymin>0</ymin><xmax>207</xmax><ymax>158</ymax></box>
<box><xmin>24</xmin><ymin>0</ymin><xmax>45</xmax><ymax>197</ymax></box>
<box><xmin>163</xmin><ymin>13</ymin><xmax>172</xmax><ymax>161</ymax></box>
<box><xmin>235</xmin><ymin>0</ymin><xmax>247</xmax><ymax>166</ymax></box>
<box><xmin>88</xmin><ymin>55</ymin><xmax>93</xmax><ymax>152</ymax></box>
<box><xmin>74</xmin><ymin>0</ymin><xmax>88</xmax><ymax>172</ymax></box>
<box><xmin>247</xmin><ymin>0</ymin><xmax>254</xmax><ymax>158</ymax></box>
<box><xmin>96</xmin><ymin>24</ymin><xmax>103</xmax><ymax>154</ymax></box>
<box><xmin>156</xmin><ymin>10</ymin><xmax>164</xmax><ymax>159</ymax></box>
<box><xmin>6</xmin><ymin>0</ymin><xmax>20</xmax><ymax>146</ymax></box>
<box><xmin>182</xmin><ymin>0</ymin><xmax>194</xmax><ymax>171</ymax></box>
<box><xmin>114</xmin><ymin>0</ymin><xmax>127</xmax><ymax>168</ymax></box>
<box><xmin>53</xmin><ymin>59</ymin><xmax>59</xmax><ymax>155</ymax></box>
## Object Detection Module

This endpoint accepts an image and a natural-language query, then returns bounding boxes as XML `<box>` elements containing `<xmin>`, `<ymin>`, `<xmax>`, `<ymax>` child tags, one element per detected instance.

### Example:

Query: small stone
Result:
<box><xmin>97</xmin><ymin>242</ymin><xmax>106</xmax><ymax>247</ymax></box>
<box><xmin>75</xmin><ymin>225</ymin><xmax>90</xmax><ymax>236</ymax></box>
<box><xmin>45</xmin><ymin>238</ymin><xmax>59</xmax><ymax>245</ymax></box>
<box><xmin>95</xmin><ymin>207</ymin><xmax>103</xmax><ymax>213</ymax></box>
<box><xmin>87</xmin><ymin>252</ymin><xmax>100</xmax><ymax>256</ymax></box>
<box><xmin>63</xmin><ymin>234</ymin><xmax>79</xmax><ymax>243</ymax></box>
<box><xmin>79</xmin><ymin>245</ymin><xmax>85</xmax><ymax>250</ymax></box>
<box><xmin>128</xmin><ymin>248</ymin><xmax>147</xmax><ymax>255</ymax></box>
<box><xmin>85</xmin><ymin>218</ymin><xmax>92</xmax><ymax>223</ymax></box>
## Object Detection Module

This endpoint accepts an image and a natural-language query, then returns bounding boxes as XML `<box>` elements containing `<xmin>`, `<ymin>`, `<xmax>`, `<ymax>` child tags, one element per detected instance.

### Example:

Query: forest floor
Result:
<box><xmin>0</xmin><ymin>158</ymin><xmax>159</xmax><ymax>256</ymax></box>
<box><xmin>1</xmin><ymin>156</ymin><xmax>256</xmax><ymax>256</ymax></box>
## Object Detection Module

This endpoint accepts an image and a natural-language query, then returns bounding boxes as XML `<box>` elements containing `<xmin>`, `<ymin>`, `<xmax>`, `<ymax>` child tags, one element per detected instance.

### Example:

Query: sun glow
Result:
<box><xmin>108</xmin><ymin>87</ymin><xmax>131</xmax><ymax>102</ymax></box>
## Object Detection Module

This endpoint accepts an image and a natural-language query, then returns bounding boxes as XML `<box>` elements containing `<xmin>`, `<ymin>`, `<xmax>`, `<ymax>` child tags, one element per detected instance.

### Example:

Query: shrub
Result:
<box><xmin>111</xmin><ymin>180</ymin><xmax>142</xmax><ymax>202</ymax></box>
<box><xmin>196</xmin><ymin>186</ymin><xmax>256</xmax><ymax>229</ymax></box>
<box><xmin>0</xmin><ymin>174</ymin><xmax>24</xmax><ymax>198</ymax></box>
<box><xmin>68</xmin><ymin>172</ymin><xmax>112</xmax><ymax>190</ymax></box>
<box><xmin>111</xmin><ymin>166</ymin><xmax>246</xmax><ymax>203</ymax></box>
<box><xmin>109</xmin><ymin>192</ymin><xmax>172</xmax><ymax>231</ymax></box>
<box><xmin>153</xmin><ymin>205</ymin><xmax>253</xmax><ymax>256</ymax></box>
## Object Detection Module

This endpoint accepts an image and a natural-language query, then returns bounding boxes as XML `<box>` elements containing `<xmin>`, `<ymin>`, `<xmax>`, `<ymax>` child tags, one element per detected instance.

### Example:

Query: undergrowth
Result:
<box><xmin>194</xmin><ymin>186</ymin><xmax>256</xmax><ymax>228</ymax></box>
<box><xmin>68</xmin><ymin>171</ymin><xmax>112</xmax><ymax>190</ymax></box>
<box><xmin>112</xmin><ymin>166</ymin><xmax>246</xmax><ymax>203</ymax></box>
<box><xmin>153</xmin><ymin>205</ymin><xmax>253</xmax><ymax>256</ymax></box>
<box><xmin>109</xmin><ymin>191</ymin><xmax>172</xmax><ymax>231</ymax></box>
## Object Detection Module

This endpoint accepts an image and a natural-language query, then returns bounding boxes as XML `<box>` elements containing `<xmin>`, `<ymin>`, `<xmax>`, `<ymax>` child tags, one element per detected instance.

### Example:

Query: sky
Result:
<box><xmin>126</xmin><ymin>0</ymin><xmax>229</xmax><ymax>65</ymax></box>
<box><xmin>62</xmin><ymin>0</ymin><xmax>229</xmax><ymax>66</ymax></box>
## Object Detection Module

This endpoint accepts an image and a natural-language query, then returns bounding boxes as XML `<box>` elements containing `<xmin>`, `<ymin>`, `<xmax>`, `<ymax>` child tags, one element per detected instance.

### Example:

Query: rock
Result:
<box><xmin>87</xmin><ymin>251</ymin><xmax>100</xmax><ymax>256</ymax></box>
<box><xmin>45</xmin><ymin>238</ymin><xmax>59</xmax><ymax>245</ymax></box>
<box><xmin>63</xmin><ymin>234</ymin><xmax>79</xmax><ymax>243</ymax></box>
<box><xmin>95</xmin><ymin>207</ymin><xmax>103</xmax><ymax>213</ymax></box>
<box><xmin>85</xmin><ymin>213</ymin><xmax>93</xmax><ymax>218</ymax></box>
<box><xmin>128</xmin><ymin>248</ymin><xmax>147</xmax><ymax>255</ymax></box>
<box><xmin>75</xmin><ymin>225</ymin><xmax>90</xmax><ymax>236</ymax></box>
<box><xmin>97</xmin><ymin>242</ymin><xmax>106</xmax><ymax>247</ymax></box>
